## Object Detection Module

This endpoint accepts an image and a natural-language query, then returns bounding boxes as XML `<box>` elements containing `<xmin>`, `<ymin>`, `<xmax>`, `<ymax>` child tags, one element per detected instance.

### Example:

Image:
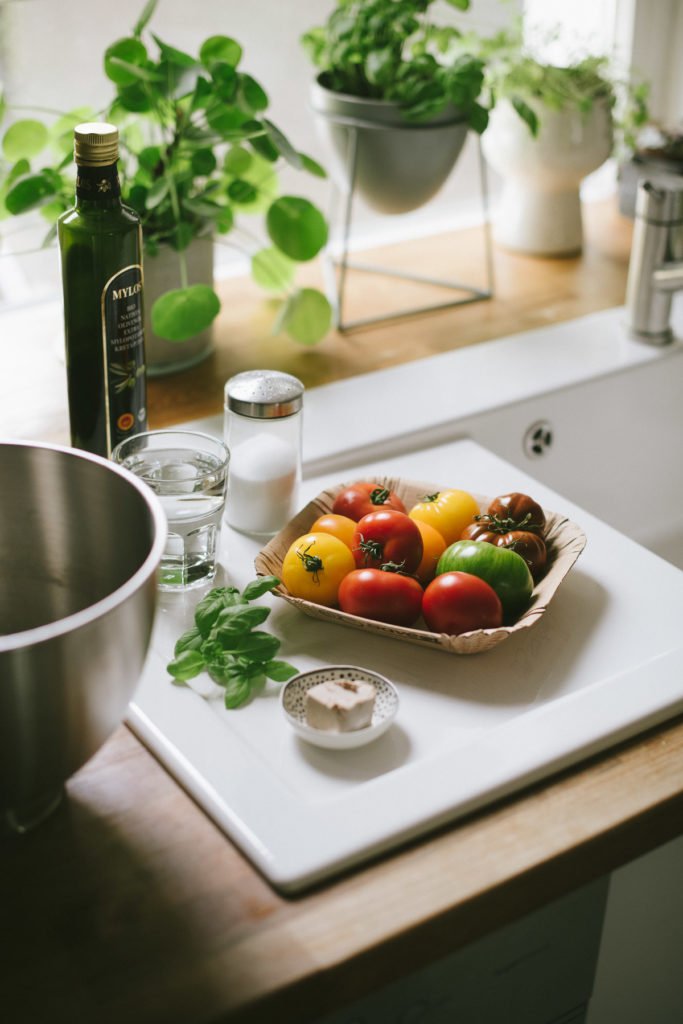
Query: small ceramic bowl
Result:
<box><xmin>281</xmin><ymin>665</ymin><xmax>399</xmax><ymax>750</ymax></box>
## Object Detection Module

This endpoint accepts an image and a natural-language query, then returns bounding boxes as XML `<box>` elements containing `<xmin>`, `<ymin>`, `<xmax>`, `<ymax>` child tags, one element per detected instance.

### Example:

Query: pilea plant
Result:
<box><xmin>0</xmin><ymin>0</ymin><xmax>332</xmax><ymax>346</ymax></box>
<box><xmin>301</xmin><ymin>0</ymin><xmax>489</xmax><ymax>131</ymax></box>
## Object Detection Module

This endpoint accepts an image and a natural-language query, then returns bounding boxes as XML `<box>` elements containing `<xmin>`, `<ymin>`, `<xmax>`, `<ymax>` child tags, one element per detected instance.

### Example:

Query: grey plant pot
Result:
<box><xmin>143</xmin><ymin>237</ymin><xmax>215</xmax><ymax>377</ymax></box>
<box><xmin>310</xmin><ymin>76</ymin><xmax>469</xmax><ymax>215</ymax></box>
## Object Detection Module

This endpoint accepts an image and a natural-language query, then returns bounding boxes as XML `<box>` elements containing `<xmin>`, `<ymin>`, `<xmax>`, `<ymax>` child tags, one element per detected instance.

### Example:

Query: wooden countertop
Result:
<box><xmin>4</xmin><ymin>199</ymin><xmax>683</xmax><ymax>1024</ymax></box>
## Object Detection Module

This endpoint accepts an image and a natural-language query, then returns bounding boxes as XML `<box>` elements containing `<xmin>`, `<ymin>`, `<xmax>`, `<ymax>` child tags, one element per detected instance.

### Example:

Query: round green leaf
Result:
<box><xmin>251</xmin><ymin>248</ymin><xmax>295</xmax><ymax>293</ymax></box>
<box><xmin>211</xmin><ymin>62</ymin><xmax>237</xmax><ymax>102</ymax></box>
<box><xmin>138</xmin><ymin>145</ymin><xmax>162</xmax><ymax>172</ymax></box>
<box><xmin>277</xmin><ymin>289</ymin><xmax>332</xmax><ymax>345</ymax></box>
<box><xmin>206</xmin><ymin>103</ymin><xmax>247</xmax><ymax>137</ymax></box>
<box><xmin>7</xmin><ymin>158</ymin><xmax>30</xmax><ymax>186</ymax></box>
<box><xmin>115</xmin><ymin>83</ymin><xmax>153</xmax><ymax>113</ymax></box>
<box><xmin>191</xmin><ymin>148</ymin><xmax>217</xmax><ymax>176</ymax></box>
<box><xmin>266</xmin><ymin>197</ymin><xmax>328</xmax><ymax>262</ymax></box>
<box><xmin>199</xmin><ymin>36</ymin><xmax>242</xmax><ymax>69</ymax></box>
<box><xmin>151</xmin><ymin>284</ymin><xmax>220</xmax><ymax>342</ymax></box>
<box><xmin>2</xmin><ymin>120</ymin><xmax>49</xmax><ymax>161</ymax></box>
<box><xmin>4</xmin><ymin>172</ymin><xmax>57</xmax><ymax>215</ymax></box>
<box><xmin>224</xmin><ymin>146</ymin><xmax>252</xmax><ymax>176</ymax></box>
<box><xmin>104</xmin><ymin>37</ymin><xmax>148</xmax><ymax>86</ymax></box>
<box><xmin>227</xmin><ymin>178</ymin><xmax>257</xmax><ymax>204</ymax></box>
<box><xmin>216</xmin><ymin>206</ymin><xmax>234</xmax><ymax>233</ymax></box>
<box><xmin>239</xmin><ymin>74</ymin><xmax>269</xmax><ymax>112</ymax></box>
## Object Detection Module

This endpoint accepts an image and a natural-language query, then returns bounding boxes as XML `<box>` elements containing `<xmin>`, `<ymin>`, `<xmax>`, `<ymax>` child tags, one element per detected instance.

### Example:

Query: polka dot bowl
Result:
<box><xmin>281</xmin><ymin>665</ymin><xmax>400</xmax><ymax>750</ymax></box>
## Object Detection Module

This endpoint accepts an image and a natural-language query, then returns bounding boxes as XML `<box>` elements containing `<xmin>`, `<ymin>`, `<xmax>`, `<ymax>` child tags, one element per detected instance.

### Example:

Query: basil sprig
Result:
<box><xmin>166</xmin><ymin>576</ymin><xmax>298</xmax><ymax>709</ymax></box>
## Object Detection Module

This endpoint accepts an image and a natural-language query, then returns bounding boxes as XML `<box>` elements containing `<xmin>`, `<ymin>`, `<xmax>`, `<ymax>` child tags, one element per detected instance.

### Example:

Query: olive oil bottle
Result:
<box><xmin>58</xmin><ymin>122</ymin><xmax>147</xmax><ymax>457</ymax></box>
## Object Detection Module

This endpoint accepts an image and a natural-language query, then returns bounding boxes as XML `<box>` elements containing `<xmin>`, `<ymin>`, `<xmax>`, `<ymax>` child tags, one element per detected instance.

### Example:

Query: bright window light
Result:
<box><xmin>523</xmin><ymin>0</ymin><xmax>619</xmax><ymax>63</ymax></box>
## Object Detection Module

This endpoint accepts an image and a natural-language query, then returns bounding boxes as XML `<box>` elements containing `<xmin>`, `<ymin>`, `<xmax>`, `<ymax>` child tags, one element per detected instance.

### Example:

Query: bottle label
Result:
<box><xmin>101</xmin><ymin>263</ymin><xmax>147</xmax><ymax>455</ymax></box>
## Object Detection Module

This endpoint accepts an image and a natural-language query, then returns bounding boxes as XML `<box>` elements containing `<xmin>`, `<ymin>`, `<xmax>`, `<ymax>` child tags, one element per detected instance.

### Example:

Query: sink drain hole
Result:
<box><xmin>524</xmin><ymin>420</ymin><xmax>553</xmax><ymax>458</ymax></box>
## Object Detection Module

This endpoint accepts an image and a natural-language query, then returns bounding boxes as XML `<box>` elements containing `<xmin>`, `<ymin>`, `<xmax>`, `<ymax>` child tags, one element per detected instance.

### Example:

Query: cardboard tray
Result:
<box><xmin>254</xmin><ymin>477</ymin><xmax>587</xmax><ymax>655</ymax></box>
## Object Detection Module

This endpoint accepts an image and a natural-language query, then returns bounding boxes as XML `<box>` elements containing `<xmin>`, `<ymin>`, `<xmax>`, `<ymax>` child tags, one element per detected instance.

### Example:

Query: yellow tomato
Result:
<box><xmin>309</xmin><ymin>512</ymin><xmax>356</xmax><ymax>550</ymax></box>
<box><xmin>409</xmin><ymin>489</ymin><xmax>479</xmax><ymax>546</ymax></box>
<box><xmin>281</xmin><ymin>532</ymin><xmax>355</xmax><ymax>606</ymax></box>
<box><xmin>413</xmin><ymin>519</ymin><xmax>447</xmax><ymax>584</ymax></box>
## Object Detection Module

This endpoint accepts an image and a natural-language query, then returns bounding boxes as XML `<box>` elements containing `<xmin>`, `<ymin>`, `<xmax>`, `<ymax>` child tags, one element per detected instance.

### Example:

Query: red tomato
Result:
<box><xmin>338</xmin><ymin>568</ymin><xmax>423</xmax><ymax>626</ymax></box>
<box><xmin>352</xmin><ymin>509</ymin><xmax>423</xmax><ymax>572</ymax></box>
<box><xmin>422</xmin><ymin>571</ymin><xmax>503</xmax><ymax>635</ymax></box>
<box><xmin>332</xmin><ymin>481</ymin><xmax>406</xmax><ymax>521</ymax></box>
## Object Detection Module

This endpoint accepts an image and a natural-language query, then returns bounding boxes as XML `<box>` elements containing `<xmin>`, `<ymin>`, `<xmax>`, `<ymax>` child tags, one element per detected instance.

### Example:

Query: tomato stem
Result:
<box><xmin>474</xmin><ymin>511</ymin><xmax>539</xmax><ymax>534</ymax></box>
<box><xmin>356</xmin><ymin>534</ymin><xmax>384</xmax><ymax>564</ymax></box>
<box><xmin>296</xmin><ymin>543</ymin><xmax>324</xmax><ymax>584</ymax></box>
<box><xmin>380</xmin><ymin>560</ymin><xmax>415</xmax><ymax>578</ymax></box>
<box><xmin>370</xmin><ymin>487</ymin><xmax>391</xmax><ymax>505</ymax></box>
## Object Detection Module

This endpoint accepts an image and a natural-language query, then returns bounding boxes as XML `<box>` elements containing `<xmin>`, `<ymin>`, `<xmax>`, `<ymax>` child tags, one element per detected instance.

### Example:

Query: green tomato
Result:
<box><xmin>436</xmin><ymin>540</ymin><xmax>533</xmax><ymax>621</ymax></box>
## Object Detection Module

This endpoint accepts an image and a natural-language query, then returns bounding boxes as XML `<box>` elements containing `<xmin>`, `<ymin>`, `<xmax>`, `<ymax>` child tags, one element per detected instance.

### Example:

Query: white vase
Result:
<box><xmin>143</xmin><ymin>237</ymin><xmax>215</xmax><ymax>377</ymax></box>
<box><xmin>482</xmin><ymin>98</ymin><xmax>613</xmax><ymax>255</ymax></box>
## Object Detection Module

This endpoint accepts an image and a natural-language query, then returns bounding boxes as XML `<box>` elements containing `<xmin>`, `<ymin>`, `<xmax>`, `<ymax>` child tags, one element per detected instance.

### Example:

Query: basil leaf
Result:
<box><xmin>167</xmin><ymin>648</ymin><xmax>206</xmax><ymax>681</ymax></box>
<box><xmin>216</xmin><ymin>604</ymin><xmax>270</xmax><ymax>628</ymax></box>
<box><xmin>242</xmin><ymin>576</ymin><xmax>280</xmax><ymax>601</ymax></box>
<box><xmin>223</xmin><ymin>673</ymin><xmax>251</xmax><ymax>709</ymax></box>
<box><xmin>233</xmin><ymin>631</ymin><xmax>281</xmax><ymax>661</ymax></box>
<box><xmin>215</xmin><ymin>622</ymin><xmax>250</xmax><ymax>645</ymax></box>
<box><xmin>174</xmin><ymin>626</ymin><xmax>204</xmax><ymax>656</ymax></box>
<box><xmin>206</xmin><ymin>651</ymin><xmax>237</xmax><ymax>684</ymax></box>
<box><xmin>194</xmin><ymin>586</ymin><xmax>241</xmax><ymax>635</ymax></box>
<box><xmin>264</xmin><ymin>660</ymin><xmax>299</xmax><ymax>682</ymax></box>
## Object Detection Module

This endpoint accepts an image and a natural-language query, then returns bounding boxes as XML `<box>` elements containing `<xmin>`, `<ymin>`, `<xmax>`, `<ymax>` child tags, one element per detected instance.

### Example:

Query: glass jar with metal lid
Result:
<box><xmin>224</xmin><ymin>370</ymin><xmax>304</xmax><ymax>536</ymax></box>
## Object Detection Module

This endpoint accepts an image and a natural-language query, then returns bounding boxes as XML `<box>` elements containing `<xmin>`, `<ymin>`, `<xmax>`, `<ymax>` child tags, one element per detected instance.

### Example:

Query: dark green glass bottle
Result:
<box><xmin>58</xmin><ymin>122</ymin><xmax>147</xmax><ymax>457</ymax></box>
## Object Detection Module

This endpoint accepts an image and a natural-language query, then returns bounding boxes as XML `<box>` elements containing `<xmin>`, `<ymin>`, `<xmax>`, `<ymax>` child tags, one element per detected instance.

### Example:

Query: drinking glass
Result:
<box><xmin>112</xmin><ymin>429</ymin><xmax>229</xmax><ymax>590</ymax></box>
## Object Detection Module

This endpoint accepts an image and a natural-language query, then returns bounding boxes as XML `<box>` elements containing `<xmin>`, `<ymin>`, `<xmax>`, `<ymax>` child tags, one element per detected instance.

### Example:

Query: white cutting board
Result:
<box><xmin>127</xmin><ymin>438</ymin><xmax>683</xmax><ymax>892</ymax></box>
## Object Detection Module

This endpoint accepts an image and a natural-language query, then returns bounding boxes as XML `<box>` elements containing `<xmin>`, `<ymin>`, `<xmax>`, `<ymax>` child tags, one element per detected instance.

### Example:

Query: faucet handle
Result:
<box><xmin>626</xmin><ymin>175</ymin><xmax>683</xmax><ymax>344</ymax></box>
<box><xmin>635</xmin><ymin>174</ymin><xmax>683</xmax><ymax>225</ymax></box>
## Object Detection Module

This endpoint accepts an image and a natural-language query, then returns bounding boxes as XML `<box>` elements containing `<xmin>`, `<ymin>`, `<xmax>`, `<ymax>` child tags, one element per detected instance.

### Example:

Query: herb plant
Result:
<box><xmin>167</xmin><ymin>576</ymin><xmax>298</xmax><ymax>710</ymax></box>
<box><xmin>301</xmin><ymin>0</ymin><xmax>489</xmax><ymax>132</ymax></box>
<box><xmin>0</xmin><ymin>0</ymin><xmax>332</xmax><ymax>346</ymax></box>
<box><xmin>460</xmin><ymin>22</ymin><xmax>649</xmax><ymax>149</ymax></box>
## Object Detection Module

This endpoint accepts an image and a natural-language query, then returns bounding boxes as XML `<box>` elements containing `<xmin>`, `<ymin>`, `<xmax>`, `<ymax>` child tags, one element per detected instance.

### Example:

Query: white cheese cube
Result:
<box><xmin>305</xmin><ymin>679</ymin><xmax>376</xmax><ymax>733</ymax></box>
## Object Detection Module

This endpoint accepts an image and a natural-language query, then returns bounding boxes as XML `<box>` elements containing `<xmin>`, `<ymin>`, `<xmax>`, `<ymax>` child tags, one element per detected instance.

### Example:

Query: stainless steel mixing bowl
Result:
<box><xmin>0</xmin><ymin>441</ymin><xmax>167</xmax><ymax>833</ymax></box>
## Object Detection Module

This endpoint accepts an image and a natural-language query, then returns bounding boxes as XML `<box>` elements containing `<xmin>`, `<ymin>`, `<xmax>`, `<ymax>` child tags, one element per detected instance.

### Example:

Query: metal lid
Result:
<box><xmin>74</xmin><ymin>122</ymin><xmax>119</xmax><ymax>167</ymax></box>
<box><xmin>635</xmin><ymin>175</ymin><xmax>683</xmax><ymax>224</ymax></box>
<box><xmin>224</xmin><ymin>370</ymin><xmax>304</xmax><ymax>418</ymax></box>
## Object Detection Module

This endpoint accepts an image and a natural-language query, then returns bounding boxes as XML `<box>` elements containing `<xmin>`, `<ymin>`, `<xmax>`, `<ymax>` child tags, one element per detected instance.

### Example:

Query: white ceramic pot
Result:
<box><xmin>143</xmin><ymin>237</ymin><xmax>215</xmax><ymax>377</ymax></box>
<box><xmin>482</xmin><ymin>97</ymin><xmax>613</xmax><ymax>255</ymax></box>
<box><xmin>310</xmin><ymin>76</ymin><xmax>469</xmax><ymax>215</ymax></box>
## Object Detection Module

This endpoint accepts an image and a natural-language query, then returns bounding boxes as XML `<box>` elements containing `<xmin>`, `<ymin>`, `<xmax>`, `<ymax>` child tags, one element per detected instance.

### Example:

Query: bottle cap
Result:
<box><xmin>224</xmin><ymin>370</ymin><xmax>304</xmax><ymax>418</ymax></box>
<box><xmin>74</xmin><ymin>122</ymin><xmax>119</xmax><ymax>167</ymax></box>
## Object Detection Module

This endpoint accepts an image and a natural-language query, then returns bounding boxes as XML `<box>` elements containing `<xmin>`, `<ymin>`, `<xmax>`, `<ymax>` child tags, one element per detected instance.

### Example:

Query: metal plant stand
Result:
<box><xmin>321</xmin><ymin>116</ymin><xmax>495</xmax><ymax>332</ymax></box>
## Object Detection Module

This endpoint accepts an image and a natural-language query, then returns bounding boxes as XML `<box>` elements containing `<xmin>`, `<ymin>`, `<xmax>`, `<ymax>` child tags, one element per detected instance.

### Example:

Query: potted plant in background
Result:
<box><xmin>0</xmin><ymin>0</ymin><xmax>332</xmax><ymax>374</ymax></box>
<box><xmin>462</xmin><ymin>23</ymin><xmax>649</xmax><ymax>254</ymax></box>
<box><xmin>301</xmin><ymin>0</ymin><xmax>490</xmax><ymax>216</ymax></box>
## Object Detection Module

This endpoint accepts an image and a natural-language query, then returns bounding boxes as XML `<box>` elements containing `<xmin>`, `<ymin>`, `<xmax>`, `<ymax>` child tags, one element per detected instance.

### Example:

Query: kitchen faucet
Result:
<box><xmin>626</xmin><ymin>175</ymin><xmax>683</xmax><ymax>344</ymax></box>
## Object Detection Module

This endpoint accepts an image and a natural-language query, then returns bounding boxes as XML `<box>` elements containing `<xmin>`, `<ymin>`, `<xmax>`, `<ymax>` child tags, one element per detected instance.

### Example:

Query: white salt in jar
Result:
<box><xmin>224</xmin><ymin>370</ymin><xmax>304</xmax><ymax>536</ymax></box>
